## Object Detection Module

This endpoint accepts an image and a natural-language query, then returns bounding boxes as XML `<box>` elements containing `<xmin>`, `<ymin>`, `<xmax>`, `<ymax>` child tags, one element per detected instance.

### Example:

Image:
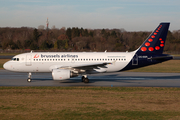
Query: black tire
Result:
<box><xmin>84</xmin><ymin>78</ymin><xmax>89</xmax><ymax>83</ymax></box>
<box><xmin>82</xmin><ymin>76</ymin><xmax>85</xmax><ymax>82</ymax></box>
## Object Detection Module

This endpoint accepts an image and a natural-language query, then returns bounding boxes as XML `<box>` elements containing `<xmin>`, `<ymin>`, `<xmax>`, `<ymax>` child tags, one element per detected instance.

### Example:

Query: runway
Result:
<box><xmin>0</xmin><ymin>69</ymin><xmax>180</xmax><ymax>87</ymax></box>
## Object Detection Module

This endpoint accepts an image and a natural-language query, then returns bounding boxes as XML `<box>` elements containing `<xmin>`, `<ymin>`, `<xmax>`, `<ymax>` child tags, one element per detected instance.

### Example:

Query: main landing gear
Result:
<box><xmin>27</xmin><ymin>72</ymin><xmax>32</xmax><ymax>82</ymax></box>
<box><xmin>82</xmin><ymin>75</ymin><xmax>89</xmax><ymax>83</ymax></box>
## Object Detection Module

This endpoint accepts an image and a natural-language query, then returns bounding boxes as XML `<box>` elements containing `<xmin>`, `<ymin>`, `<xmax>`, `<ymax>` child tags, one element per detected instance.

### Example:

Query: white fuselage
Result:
<box><xmin>3</xmin><ymin>51</ymin><xmax>136</xmax><ymax>73</ymax></box>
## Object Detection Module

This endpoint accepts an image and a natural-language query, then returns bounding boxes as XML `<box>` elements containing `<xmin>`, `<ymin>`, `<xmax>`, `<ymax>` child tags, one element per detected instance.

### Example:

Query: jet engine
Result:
<box><xmin>52</xmin><ymin>69</ymin><xmax>78</xmax><ymax>80</ymax></box>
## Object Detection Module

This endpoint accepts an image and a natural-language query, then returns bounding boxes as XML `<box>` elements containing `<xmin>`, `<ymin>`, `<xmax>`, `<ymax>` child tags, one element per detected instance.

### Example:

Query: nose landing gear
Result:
<box><xmin>27</xmin><ymin>72</ymin><xmax>32</xmax><ymax>82</ymax></box>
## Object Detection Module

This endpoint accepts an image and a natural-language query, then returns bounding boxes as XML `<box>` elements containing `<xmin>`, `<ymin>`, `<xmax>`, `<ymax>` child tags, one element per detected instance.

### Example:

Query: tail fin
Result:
<box><xmin>136</xmin><ymin>22</ymin><xmax>170</xmax><ymax>54</ymax></box>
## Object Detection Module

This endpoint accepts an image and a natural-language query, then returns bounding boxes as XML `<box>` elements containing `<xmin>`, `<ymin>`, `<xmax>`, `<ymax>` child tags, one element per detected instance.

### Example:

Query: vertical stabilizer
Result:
<box><xmin>136</xmin><ymin>23</ymin><xmax>170</xmax><ymax>54</ymax></box>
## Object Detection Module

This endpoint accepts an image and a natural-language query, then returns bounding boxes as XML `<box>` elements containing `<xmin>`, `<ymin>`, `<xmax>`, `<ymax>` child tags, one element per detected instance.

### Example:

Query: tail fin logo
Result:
<box><xmin>138</xmin><ymin>23</ymin><xmax>169</xmax><ymax>54</ymax></box>
<box><xmin>141</xmin><ymin>27</ymin><xmax>162</xmax><ymax>52</ymax></box>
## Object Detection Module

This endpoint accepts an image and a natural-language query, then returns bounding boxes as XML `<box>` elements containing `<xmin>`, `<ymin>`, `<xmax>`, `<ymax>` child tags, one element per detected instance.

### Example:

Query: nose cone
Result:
<box><xmin>3</xmin><ymin>62</ymin><xmax>10</xmax><ymax>70</ymax></box>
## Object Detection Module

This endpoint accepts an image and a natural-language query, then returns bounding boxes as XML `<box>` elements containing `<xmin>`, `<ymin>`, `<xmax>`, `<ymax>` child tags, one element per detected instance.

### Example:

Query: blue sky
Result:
<box><xmin>0</xmin><ymin>0</ymin><xmax>180</xmax><ymax>31</ymax></box>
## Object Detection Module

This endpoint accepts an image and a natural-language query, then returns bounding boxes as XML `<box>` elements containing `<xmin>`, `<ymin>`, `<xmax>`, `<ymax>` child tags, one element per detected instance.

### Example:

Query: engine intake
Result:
<box><xmin>52</xmin><ymin>69</ymin><xmax>78</xmax><ymax>80</ymax></box>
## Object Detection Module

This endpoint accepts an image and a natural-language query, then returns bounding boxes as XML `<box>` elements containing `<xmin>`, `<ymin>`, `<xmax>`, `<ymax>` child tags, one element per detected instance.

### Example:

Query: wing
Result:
<box><xmin>58</xmin><ymin>62</ymin><xmax>112</xmax><ymax>73</ymax></box>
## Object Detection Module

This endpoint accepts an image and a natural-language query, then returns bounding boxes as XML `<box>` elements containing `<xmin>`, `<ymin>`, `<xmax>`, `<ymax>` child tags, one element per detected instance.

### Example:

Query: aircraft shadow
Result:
<box><xmin>31</xmin><ymin>74</ymin><xmax>180</xmax><ymax>84</ymax></box>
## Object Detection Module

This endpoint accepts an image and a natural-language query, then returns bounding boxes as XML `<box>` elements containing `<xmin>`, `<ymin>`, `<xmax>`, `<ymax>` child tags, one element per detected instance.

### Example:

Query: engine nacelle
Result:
<box><xmin>52</xmin><ymin>69</ymin><xmax>78</xmax><ymax>80</ymax></box>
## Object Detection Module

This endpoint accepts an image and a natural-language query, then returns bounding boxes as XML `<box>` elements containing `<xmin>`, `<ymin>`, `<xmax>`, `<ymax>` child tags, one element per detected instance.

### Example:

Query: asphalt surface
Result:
<box><xmin>0</xmin><ymin>69</ymin><xmax>180</xmax><ymax>87</ymax></box>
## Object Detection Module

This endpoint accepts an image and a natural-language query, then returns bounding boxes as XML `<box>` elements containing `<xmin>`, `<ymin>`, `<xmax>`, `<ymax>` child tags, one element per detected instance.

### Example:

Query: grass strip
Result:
<box><xmin>0</xmin><ymin>87</ymin><xmax>180</xmax><ymax>120</ymax></box>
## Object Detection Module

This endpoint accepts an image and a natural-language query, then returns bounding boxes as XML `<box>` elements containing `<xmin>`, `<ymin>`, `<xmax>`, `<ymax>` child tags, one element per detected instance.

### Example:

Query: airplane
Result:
<box><xmin>3</xmin><ymin>22</ymin><xmax>173</xmax><ymax>83</ymax></box>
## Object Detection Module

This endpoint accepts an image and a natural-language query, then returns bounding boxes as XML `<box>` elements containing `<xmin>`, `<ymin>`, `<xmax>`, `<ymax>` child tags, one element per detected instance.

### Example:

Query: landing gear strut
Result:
<box><xmin>82</xmin><ymin>75</ymin><xmax>89</xmax><ymax>83</ymax></box>
<box><xmin>27</xmin><ymin>72</ymin><xmax>32</xmax><ymax>82</ymax></box>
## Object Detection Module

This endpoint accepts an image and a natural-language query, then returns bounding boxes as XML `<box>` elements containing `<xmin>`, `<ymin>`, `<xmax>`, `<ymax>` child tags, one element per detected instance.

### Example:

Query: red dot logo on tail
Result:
<box><xmin>148</xmin><ymin>39</ymin><xmax>153</xmax><ymax>42</ymax></box>
<box><xmin>141</xmin><ymin>47</ymin><xmax>147</xmax><ymax>51</ymax></box>
<box><xmin>145</xmin><ymin>42</ymin><xmax>150</xmax><ymax>46</ymax></box>
<box><xmin>149</xmin><ymin>47</ymin><xmax>154</xmax><ymax>51</ymax></box>
<box><xmin>160</xmin><ymin>44</ymin><xmax>164</xmax><ymax>47</ymax></box>
<box><xmin>155</xmin><ymin>46</ymin><xmax>160</xmax><ymax>50</ymax></box>
<box><xmin>159</xmin><ymin>38</ymin><xmax>162</xmax><ymax>41</ymax></box>
<box><xmin>151</xmin><ymin>35</ymin><xmax>155</xmax><ymax>38</ymax></box>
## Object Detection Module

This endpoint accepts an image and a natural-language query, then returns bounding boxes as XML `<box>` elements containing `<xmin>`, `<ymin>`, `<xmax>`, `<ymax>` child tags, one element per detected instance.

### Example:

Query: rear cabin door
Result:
<box><xmin>26</xmin><ymin>54</ymin><xmax>32</xmax><ymax>66</ymax></box>
<box><xmin>132</xmin><ymin>54</ymin><xmax>138</xmax><ymax>65</ymax></box>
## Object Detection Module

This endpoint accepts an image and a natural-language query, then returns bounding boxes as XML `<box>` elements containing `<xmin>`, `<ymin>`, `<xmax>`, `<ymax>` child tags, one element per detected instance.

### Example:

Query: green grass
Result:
<box><xmin>0</xmin><ymin>87</ymin><xmax>180</xmax><ymax>120</ymax></box>
<box><xmin>0</xmin><ymin>53</ymin><xmax>19</xmax><ymax>56</ymax></box>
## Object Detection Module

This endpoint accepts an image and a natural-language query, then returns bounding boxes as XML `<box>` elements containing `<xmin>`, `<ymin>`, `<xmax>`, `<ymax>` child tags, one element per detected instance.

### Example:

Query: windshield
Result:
<box><xmin>11</xmin><ymin>58</ymin><xmax>19</xmax><ymax>61</ymax></box>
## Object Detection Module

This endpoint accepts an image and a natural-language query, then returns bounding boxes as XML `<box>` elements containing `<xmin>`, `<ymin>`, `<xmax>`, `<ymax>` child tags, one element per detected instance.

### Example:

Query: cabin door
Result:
<box><xmin>26</xmin><ymin>54</ymin><xmax>32</xmax><ymax>66</ymax></box>
<box><xmin>132</xmin><ymin>54</ymin><xmax>138</xmax><ymax>65</ymax></box>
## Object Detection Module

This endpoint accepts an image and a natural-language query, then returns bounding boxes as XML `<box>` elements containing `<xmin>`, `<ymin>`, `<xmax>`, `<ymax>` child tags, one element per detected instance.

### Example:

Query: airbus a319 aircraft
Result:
<box><xmin>3</xmin><ymin>23</ymin><xmax>173</xmax><ymax>83</ymax></box>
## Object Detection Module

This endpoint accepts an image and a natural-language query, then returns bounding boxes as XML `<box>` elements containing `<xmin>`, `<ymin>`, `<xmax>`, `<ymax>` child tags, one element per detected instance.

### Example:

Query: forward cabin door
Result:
<box><xmin>26</xmin><ymin>54</ymin><xmax>32</xmax><ymax>66</ymax></box>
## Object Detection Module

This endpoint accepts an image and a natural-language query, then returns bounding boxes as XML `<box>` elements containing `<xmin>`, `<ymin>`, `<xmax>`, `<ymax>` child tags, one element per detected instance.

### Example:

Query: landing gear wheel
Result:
<box><xmin>82</xmin><ymin>76</ymin><xmax>85</xmax><ymax>82</ymax></box>
<box><xmin>27</xmin><ymin>72</ymin><xmax>32</xmax><ymax>83</ymax></box>
<box><xmin>27</xmin><ymin>78</ymin><xmax>32</xmax><ymax>82</ymax></box>
<box><xmin>84</xmin><ymin>78</ymin><xmax>89</xmax><ymax>83</ymax></box>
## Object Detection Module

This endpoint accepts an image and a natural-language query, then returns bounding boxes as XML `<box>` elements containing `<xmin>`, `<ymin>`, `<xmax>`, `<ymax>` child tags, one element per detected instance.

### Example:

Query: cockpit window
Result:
<box><xmin>11</xmin><ymin>58</ymin><xmax>19</xmax><ymax>61</ymax></box>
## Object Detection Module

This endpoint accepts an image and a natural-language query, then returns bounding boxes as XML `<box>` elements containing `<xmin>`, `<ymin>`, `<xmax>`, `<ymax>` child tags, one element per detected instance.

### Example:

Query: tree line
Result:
<box><xmin>0</xmin><ymin>27</ymin><xmax>180</xmax><ymax>53</ymax></box>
